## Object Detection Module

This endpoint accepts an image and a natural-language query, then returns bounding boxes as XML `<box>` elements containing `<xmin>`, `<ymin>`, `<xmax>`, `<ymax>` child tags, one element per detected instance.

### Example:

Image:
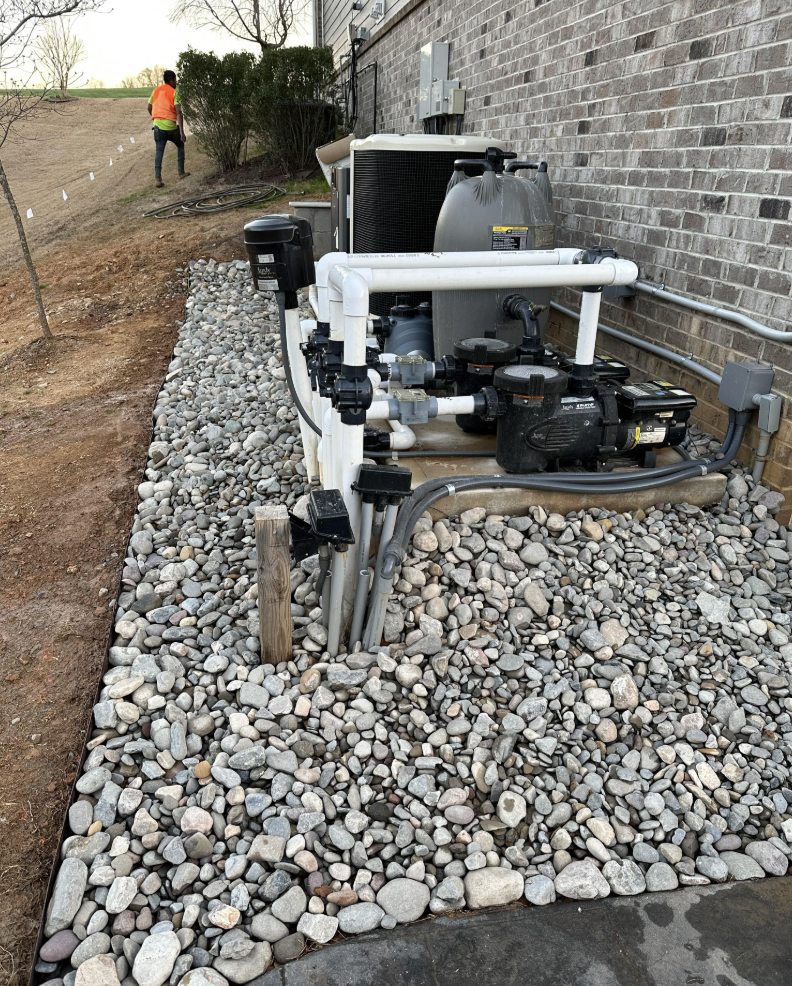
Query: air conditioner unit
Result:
<box><xmin>349</xmin><ymin>134</ymin><xmax>506</xmax><ymax>315</ymax></box>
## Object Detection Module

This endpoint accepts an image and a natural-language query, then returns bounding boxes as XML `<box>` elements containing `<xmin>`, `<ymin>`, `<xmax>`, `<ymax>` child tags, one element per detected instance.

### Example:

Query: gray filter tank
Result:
<box><xmin>432</xmin><ymin>148</ymin><xmax>555</xmax><ymax>360</ymax></box>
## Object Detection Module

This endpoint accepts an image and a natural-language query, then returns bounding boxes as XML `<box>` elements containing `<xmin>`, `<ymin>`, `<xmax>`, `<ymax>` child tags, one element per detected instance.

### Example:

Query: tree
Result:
<box><xmin>170</xmin><ymin>0</ymin><xmax>305</xmax><ymax>53</ymax></box>
<box><xmin>119</xmin><ymin>75</ymin><xmax>138</xmax><ymax>87</ymax></box>
<box><xmin>135</xmin><ymin>64</ymin><xmax>167</xmax><ymax>88</ymax></box>
<box><xmin>176</xmin><ymin>48</ymin><xmax>254</xmax><ymax>171</ymax></box>
<box><xmin>0</xmin><ymin>0</ymin><xmax>104</xmax><ymax>341</ymax></box>
<box><xmin>34</xmin><ymin>17</ymin><xmax>86</xmax><ymax>97</ymax></box>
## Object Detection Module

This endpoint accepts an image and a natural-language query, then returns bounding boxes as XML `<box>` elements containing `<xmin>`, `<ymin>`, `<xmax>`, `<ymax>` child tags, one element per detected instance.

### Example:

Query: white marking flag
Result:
<box><xmin>26</xmin><ymin>208</ymin><xmax>33</xmax><ymax>219</ymax></box>
<box><xmin>63</xmin><ymin>189</ymin><xmax>68</xmax><ymax>200</ymax></box>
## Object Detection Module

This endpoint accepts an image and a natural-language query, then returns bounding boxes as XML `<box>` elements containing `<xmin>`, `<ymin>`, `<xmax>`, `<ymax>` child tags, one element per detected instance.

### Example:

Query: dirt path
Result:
<box><xmin>0</xmin><ymin>103</ymin><xmax>316</xmax><ymax>981</ymax></box>
<box><xmin>0</xmin><ymin>97</ymin><xmax>215</xmax><ymax>267</ymax></box>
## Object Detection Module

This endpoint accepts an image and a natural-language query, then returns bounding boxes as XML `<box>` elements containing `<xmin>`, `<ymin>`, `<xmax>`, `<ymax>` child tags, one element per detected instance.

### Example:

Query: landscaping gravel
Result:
<box><xmin>36</xmin><ymin>258</ymin><xmax>792</xmax><ymax>986</ymax></box>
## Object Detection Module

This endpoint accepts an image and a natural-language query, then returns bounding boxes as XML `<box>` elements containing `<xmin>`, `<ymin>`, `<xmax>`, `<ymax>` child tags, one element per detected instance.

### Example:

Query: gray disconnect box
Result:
<box><xmin>718</xmin><ymin>360</ymin><xmax>774</xmax><ymax>411</ymax></box>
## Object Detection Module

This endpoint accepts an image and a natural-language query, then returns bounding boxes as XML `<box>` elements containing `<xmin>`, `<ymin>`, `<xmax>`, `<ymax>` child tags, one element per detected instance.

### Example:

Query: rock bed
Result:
<box><xmin>38</xmin><ymin>259</ymin><xmax>792</xmax><ymax>986</ymax></box>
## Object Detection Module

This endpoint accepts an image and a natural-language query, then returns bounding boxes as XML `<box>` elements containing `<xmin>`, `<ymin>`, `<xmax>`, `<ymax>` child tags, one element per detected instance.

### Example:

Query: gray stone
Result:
<box><xmin>464</xmin><ymin>868</ymin><xmax>524</xmax><ymax>909</ymax></box>
<box><xmin>554</xmin><ymin>861</ymin><xmax>610</xmax><ymax>900</ymax></box>
<box><xmin>213</xmin><ymin>943</ymin><xmax>271</xmax><ymax>983</ymax></box>
<box><xmin>336</xmin><ymin>902</ymin><xmax>385</xmax><ymax>934</ymax></box>
<box><xmin>523</xmin><ymin>875</ymin><xmax>556</xmax><ymax>906</ymax></box>
<box><xmin>376</xmin><ymin>878</ymin><xmax>431</xmax><ymax>923</ymax></box>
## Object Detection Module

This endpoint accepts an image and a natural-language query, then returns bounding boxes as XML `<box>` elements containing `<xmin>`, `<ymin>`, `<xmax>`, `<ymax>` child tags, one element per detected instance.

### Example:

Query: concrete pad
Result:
<box><xmin>399</xmin><ymin>417</ymin><xmax>725</xmax><ymax>518</ymax></box>
<box><xmin>260</xmin><ymin>877</ymin><xmax>792</xmax><ymax>986</ymax></box>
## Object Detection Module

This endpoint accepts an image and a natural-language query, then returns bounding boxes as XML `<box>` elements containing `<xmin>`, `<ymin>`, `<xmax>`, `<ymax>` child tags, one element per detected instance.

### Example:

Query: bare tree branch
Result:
<box><xmin>0</xmin><ymin>0</ymin><xmax>102</xmax><ymax>48</ymax></box>
<box><xmin>33</xmin><ymin>16</ymin><xmax>85</xmax><ymax>96</ymax></box>
<box><xmin>169</xmin><ymin>0</ymin><xmax>306</xmax><ymax>52</ymax></box>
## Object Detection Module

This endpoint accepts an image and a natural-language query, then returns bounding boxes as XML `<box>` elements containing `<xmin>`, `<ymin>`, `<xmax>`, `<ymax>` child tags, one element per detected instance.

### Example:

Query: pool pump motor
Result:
<box><xmin>487</xmin><ymin>366</ymin><xmax>697</xmax><ymax>472</ymax></box>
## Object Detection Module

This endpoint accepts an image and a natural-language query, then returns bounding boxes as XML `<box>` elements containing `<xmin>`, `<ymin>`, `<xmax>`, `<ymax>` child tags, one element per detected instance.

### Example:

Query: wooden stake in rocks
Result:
<box><xmin>255</xmin><ymin>504</ymin><xmax>292</xmax><ymax>664</ymax></box>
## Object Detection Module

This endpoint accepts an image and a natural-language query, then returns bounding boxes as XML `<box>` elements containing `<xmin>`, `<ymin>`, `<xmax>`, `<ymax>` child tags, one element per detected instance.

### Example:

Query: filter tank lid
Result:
<box><xmin>454</xmin><ymin>337</ymin><xmax>516</xmax><ymax>365</ymax></box>
<box><xmin>494</xmin><ymin>363</ymin><xmax>568</xmax><ymax>396</ymax></box>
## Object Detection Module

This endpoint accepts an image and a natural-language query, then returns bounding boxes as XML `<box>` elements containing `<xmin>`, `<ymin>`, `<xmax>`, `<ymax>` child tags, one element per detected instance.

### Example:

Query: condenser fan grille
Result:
<box><xmin>352</xmin><ymin>150</ymin><xmax>484</xmax><ymax>315</ymax></box>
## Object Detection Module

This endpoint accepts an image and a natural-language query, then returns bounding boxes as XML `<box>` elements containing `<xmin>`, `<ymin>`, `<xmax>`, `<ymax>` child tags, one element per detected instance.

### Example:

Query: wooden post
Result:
<box><xmin>255</xmin><ymin>505</ymin><xmax>292</xmax><ymax>664</ymax></box>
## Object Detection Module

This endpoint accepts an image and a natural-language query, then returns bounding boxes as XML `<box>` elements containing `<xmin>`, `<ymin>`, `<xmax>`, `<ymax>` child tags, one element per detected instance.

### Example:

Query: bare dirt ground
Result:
<box><xmin>0</xmin><ymin>98</ymin><xmax>325</xmax><ymax>986</ymax></box>
<box><xmin>0</xmin><ymin>97</ymin><xmax>214</xmax><ymax>267</ymax></box>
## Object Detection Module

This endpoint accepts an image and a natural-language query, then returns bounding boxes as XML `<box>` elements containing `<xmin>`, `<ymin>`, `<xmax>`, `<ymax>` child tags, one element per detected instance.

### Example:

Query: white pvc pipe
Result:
<box><xmin>314</xmin><ymin>248</ymin><xmax>585</xmax><ymax>321</ymax></box>
<box><xmin>322</xmin><ymin>404</ymin><xmax>335</xmax><ymax>490</ymax></box>
<box><xmin>574</xmin><ymin>290</ymin><xmax>604</xmax><ymax>368</ymax></box>
<box><xmin>388</xmin><ymin>418</ymin><xmax>416</xmax><ymax>450</ymax></box>
<box><xmin>365</xmin><ymin>394</ymin><xmax>478</xmax><ymax>421</ymax></box>
<box><xmin>285</xmin><ymin>308</ymin><xmax>319</xmax><ymax>483</ymax></box>
<box><xmin>361</xmin><ymin>261</ymin><xmax>639</xmax><ymax>294</ymax></box>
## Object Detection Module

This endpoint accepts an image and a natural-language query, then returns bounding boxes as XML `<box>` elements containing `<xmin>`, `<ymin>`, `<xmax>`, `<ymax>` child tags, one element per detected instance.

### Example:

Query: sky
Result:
<box><xmin>51</xmin><ymin>0</ymin><xmax>313</xmax><ymax>87</ymax></box>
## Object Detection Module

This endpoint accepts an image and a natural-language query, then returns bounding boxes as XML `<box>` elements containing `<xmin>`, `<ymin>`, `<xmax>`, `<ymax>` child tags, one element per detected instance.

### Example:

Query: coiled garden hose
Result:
<box><xmin>143</xmin><ymin>183</ymin><xmax>285</xmax><ymax>219</ymax></box>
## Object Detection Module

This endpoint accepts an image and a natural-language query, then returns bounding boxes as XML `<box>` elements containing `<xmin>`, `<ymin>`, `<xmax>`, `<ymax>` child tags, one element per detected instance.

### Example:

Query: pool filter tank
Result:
<box><xmin>432</xmin><ymin>147</ymin><xmax>556</xmax><ymax>359</ymax></box>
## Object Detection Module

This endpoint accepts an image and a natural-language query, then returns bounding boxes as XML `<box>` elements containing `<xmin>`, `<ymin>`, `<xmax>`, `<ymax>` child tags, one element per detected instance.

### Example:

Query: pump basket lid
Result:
<box><xmin>494</xmin><ymin>363</ymin><xmax>568</xmax><ymax>396</ymax></box>
<box><xmin>243</xmin><ymin>213</ymin><xmax>311</xmax><ymax>245</ymax></box>
<box><xmin>453</xmin><ymin>337</ymin><xmax>516</xmax><ymax>365</ymax></box>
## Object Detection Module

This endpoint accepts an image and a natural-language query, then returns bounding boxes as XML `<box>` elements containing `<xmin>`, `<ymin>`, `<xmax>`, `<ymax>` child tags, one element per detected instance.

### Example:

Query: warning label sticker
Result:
<box><xmin>492</xmin><ymin>226</ymin><xmax>529</xmax><ymax>250</ymax></box>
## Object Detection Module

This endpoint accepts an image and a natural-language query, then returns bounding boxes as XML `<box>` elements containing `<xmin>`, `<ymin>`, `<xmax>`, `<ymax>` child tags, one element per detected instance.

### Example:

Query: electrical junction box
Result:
<box><xmin>448</xmin><ymin>87</ymin><xmax>466</xmax><ymax>115</ymax></box>
<box><xmin>419</xmin><ymin>42</ymin><xmax>449</xmax><ymax>120</ymax></box>
<box><xmin>430</xmin><ymin>78</ymin><xmax>461</xmax><ymax>116</ymax></box>
<box><xmin>371</xmin><ymin>0</ymin><xmax>385</xmax><ymax>18</ymax></box>
<box><xmin>718</xmin><ymin>360</ymin><xmax>775</xmax><ymax>412</ymax></box>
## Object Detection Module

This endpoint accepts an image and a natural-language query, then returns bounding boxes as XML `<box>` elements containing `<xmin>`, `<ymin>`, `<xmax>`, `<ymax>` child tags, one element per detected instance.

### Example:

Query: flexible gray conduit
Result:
<box><xmin>634</xmin><ymin>280</ymin><xmax>792</xmax><ymax>344</ymax></box>
<box><xmin>550</xmin><ymin>301</ymin><xmax>723</xmax><ymax>385</ymax></box>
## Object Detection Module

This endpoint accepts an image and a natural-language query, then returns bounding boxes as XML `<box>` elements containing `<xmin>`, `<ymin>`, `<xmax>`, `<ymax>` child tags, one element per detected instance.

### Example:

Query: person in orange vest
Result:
<box><xmin>148</xmin><ymin>70</ymin><xmax>190</xmax><ymax>188</ymax></box>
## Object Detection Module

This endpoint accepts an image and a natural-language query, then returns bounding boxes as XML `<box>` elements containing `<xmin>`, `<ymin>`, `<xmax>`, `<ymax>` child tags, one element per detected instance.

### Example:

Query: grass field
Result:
<box><xmin>1</xmin><ymin>87</ymin><xmax>151</xmax><ymax>99</ymax></box>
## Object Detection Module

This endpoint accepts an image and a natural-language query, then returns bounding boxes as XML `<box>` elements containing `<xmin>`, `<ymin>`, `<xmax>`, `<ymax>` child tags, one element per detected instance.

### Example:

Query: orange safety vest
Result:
<box><xmin>151</xmin><ymin>84</ymin><xmax>177</xmax><ymax>123</ymax></box>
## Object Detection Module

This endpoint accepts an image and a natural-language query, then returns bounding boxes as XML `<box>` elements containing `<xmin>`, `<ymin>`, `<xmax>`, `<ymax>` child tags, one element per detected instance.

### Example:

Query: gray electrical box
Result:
<box><xmin>419</xmin><ymin>42</ymin><xmax>449</xmax><ymax>121</ymax></box>
<box><xmin>718</xmin><ymin>360</ymin><xmax>775</xmax><ymax>411</ymax></box>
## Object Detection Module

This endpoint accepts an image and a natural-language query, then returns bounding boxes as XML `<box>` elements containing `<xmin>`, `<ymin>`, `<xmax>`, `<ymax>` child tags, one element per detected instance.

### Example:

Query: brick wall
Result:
<box><xmin>353</xmin><ymin>0</ymin><xmax>792</xmax><ymax>514</ymax></box>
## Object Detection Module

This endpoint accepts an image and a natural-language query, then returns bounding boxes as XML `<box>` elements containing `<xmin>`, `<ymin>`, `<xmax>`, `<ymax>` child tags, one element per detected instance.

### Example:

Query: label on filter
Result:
<box><xmin>492</xmin><ymin>226</ymin><xmax>530</xmax><ymax>250</ymax></box>
<box><xmin>257</xmin><ymin>253</ymin><xmax>275</xmax><ymax>263</ymax></box>
<box><xmin>259</xmin><ymin>279</ymin><xmax>279</xmax><ymax>290</ymax></box>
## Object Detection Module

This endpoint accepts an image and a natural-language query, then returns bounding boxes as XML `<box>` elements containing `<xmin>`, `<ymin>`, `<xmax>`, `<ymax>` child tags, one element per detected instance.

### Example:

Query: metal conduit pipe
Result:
<box><xmin>634</xmin><ymin>281</ymin><xmax>792</xmax><ymax>344</ymax></box>
<box><xmin>753</xmin><ymin>429</ymin><xmax>773</xmax><ymax>483</ymax></box>
<box><xmin>550</xmin><ymin>302</ymin><xmax>723</xmax><ymax>386</ymax></box>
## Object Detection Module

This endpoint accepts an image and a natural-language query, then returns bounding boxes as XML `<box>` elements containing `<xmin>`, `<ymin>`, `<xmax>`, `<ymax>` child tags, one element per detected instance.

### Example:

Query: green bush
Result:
<box><xmin>250</xmin><ymin>46</ymin><xmax>340</xmax><ymax>171</ymax></box>
<box><xmin>176</xmin><ymin>48</ymin><xmax>255</xmax><ymax>172</ymax></box>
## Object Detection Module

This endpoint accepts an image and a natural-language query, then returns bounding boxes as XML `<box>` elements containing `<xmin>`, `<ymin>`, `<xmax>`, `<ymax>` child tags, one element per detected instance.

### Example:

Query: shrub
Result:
<box><xmin>250</xmin><ymin>46</ymin><xmax>340</xmax><ymax>171</ymax></box>
<box><xmin>176</xmin><ymin>48</ymin><xmax>255</xmax><ymax>172</ymax></box>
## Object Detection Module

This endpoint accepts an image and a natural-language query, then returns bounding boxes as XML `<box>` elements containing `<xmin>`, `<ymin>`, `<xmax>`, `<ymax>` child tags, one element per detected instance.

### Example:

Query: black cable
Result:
<box><xmin>379</xmin><ymin>412</ymin><xmax>748</xmax><ymax>581</ymax></box>
<box><xmin>276</xmin><ymin>294</ymin><xmax>322</xmax><ymax>436</ymax></box>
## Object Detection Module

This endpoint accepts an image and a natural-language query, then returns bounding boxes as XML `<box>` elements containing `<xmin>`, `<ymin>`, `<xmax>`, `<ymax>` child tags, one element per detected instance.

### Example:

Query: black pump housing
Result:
<box><xmin>493</xmin><ymin>367</ymin><xmax>696</xmax><ymax>472</ymax></box>
<box><xmin>244</xmin><ymin>214</ymin><xmax>315</xmax><ymax>293</ymax></box>
<box><xmin>453</xmin><ymin>336</ymin><xmax>517</xmax><ymax>433</ymax></box>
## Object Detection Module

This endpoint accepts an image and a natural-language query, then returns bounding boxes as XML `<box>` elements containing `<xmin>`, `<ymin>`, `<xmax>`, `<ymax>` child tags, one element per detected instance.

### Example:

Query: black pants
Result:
<box><xmin>153</xmin><ymin>126</ymin><xmax>184</xmax><ymax>178</ymax></box>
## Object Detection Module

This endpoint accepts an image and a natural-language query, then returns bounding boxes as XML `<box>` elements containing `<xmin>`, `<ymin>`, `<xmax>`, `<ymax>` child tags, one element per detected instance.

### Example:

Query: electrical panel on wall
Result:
<box><xmin>420</xmin><ymin>42</ymin><xmax>449</xmax><ymax>120</ymax></box>
<box><xmin>419</xmin><ymin>41</ymin><xmax>464</xmax><ymax>122</ymax></box>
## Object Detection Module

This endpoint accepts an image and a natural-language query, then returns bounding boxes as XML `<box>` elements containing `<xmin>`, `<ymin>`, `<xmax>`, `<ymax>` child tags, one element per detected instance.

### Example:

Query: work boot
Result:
<box><xmin>155</xmin><ymin>178</ymin><xmax>164</xmax><ymax>188</ymax></box>
<box><xmin>178</xmin><ymin>172</ymin><xmax>191</xmax><ymax>179</ymax></box>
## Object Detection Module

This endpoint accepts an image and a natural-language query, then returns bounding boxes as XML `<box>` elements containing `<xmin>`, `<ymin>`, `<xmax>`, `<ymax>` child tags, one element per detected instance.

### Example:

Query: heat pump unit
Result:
<box><xmin>349</xmin><ymin>134</ymin><xmax>506</xmax><ymax>314</ymax></box>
